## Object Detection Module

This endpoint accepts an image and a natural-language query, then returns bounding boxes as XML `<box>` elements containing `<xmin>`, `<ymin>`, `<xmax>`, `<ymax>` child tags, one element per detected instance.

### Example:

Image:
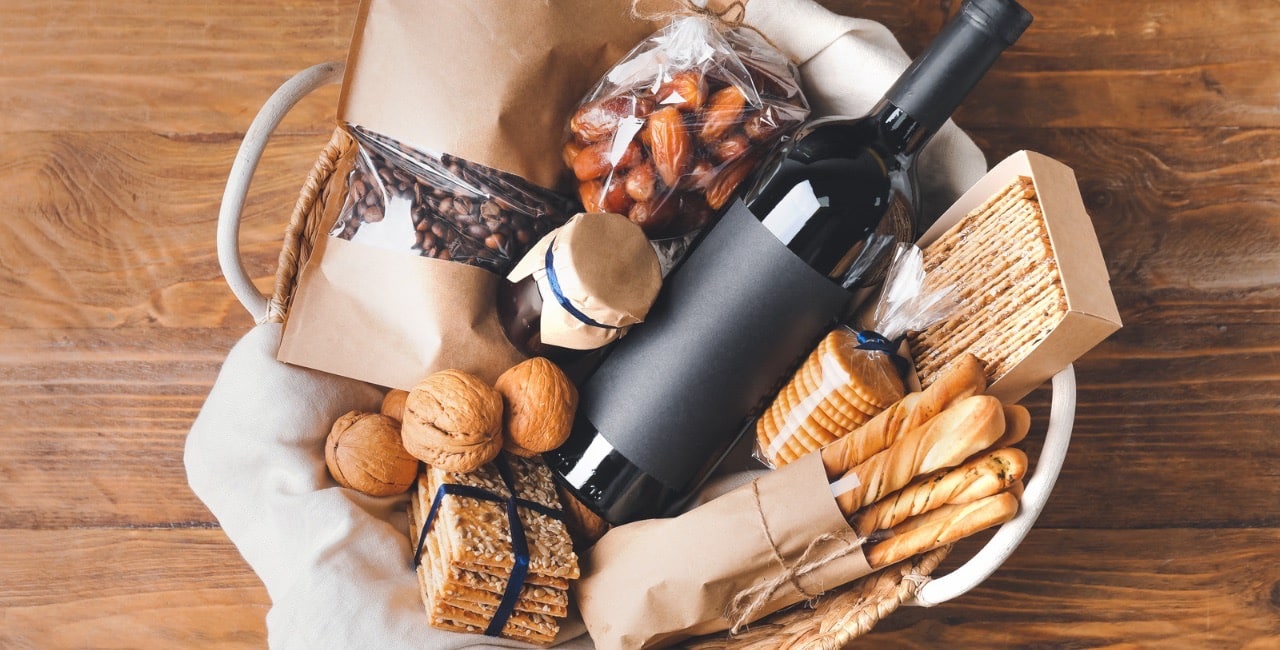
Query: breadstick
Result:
<box><xmin>833</xmin><ymin>395</ymin><xmax>1005</xmax><ymax>516</ymax></box>
<box><xmin>849</xmin><ymin>447</ymin><xmax>1027</xmax><ymax>536</ymax></box>
<box><xmin>994</xmin><ymin>404</ymin><xmax>1030</xmax><ymax>449</ymax></box>
<box><xmin>822</xmin><ymin>354</ymin><xmax>986</xmax><ymax>479</ymax></box>
<box><xmin>866</xmin><ymin>491</ymin><xmax>1019</xmax><ymax>568</ymax></box>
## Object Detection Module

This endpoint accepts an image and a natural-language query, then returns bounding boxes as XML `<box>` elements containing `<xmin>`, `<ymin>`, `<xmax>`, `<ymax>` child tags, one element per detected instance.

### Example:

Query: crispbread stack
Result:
<box><xmin>756</xmin><ymin>329</ymin><xmax>905</xmax><ymax>467</ymax></box>
<box><xmin>408</xmin><ymin>456</ymin><xmax>579</xmax><ymax>646</ymax></box>
<box><xmin>909</xmin><ymin>177</ymin><xmax>1068</xmax><ymax>389</ymax></box>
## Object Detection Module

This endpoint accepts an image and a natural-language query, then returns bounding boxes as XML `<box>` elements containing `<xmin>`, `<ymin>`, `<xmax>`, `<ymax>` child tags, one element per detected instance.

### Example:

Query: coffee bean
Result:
<box><xmin>452</xmin><ymin>196</ymin><xmax>473</xmax><ymax>216</ymax></box>
<box><xmin>332</xmin><ymin>127</ymin><xmax>575</xmax><ymax>274</ymax></box>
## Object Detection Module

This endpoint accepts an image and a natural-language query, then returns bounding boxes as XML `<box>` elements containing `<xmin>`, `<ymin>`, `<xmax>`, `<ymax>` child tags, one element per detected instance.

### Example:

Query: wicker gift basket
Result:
<box><xmin>216</xmin><ymin>61</ymin><xmax>1077</xmax><ymax>648</ymax></box>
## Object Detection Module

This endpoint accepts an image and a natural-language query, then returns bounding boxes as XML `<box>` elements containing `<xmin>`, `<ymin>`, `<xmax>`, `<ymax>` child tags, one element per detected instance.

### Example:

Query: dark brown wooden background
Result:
<box><xmin>1</xmin><ymin>0</ymin><xmax>1276</xmax><ymax>647</ymax></box>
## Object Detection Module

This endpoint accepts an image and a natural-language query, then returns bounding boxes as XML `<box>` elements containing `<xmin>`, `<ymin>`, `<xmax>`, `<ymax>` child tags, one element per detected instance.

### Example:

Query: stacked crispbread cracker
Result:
<box><xmin>756</xmin><ymin>329</ymin><xmax>905</xmax><ymax>467</ymax></box>
<box><xmin>909</xmin><ymin>177</ymin><xmax>1068</xmax><ymax>389</ymax></box>
<box><xmin>408</xmin><ymin>455</ymin><xmax>579</xmax><ymax>646</ymax></box>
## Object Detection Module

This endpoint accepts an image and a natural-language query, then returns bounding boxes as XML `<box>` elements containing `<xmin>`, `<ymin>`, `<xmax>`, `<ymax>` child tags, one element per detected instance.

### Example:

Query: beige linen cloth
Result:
<box><xmin>185</xmin><ymin>1</ymin><xmax>987</xmax><ymax>647</ymax></box>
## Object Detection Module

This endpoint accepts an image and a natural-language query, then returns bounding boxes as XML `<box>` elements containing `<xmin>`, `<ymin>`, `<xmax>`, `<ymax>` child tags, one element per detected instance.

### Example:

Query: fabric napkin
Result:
<box><xmin>185</xmin><ymin>2</ymin><xmax>987</xmax><ymax>647</ymax></box>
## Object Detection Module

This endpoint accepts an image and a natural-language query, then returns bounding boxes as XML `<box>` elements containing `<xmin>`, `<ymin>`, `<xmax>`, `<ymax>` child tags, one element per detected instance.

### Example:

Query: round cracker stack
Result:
<box><xmin>756</xmin><ymin>329</ymin><xmax>906</xmax><ymax>467</ymax></box>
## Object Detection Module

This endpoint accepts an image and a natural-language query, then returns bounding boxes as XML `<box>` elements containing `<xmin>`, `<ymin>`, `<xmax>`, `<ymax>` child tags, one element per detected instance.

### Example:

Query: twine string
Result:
<box><xmin>725</xmin><ymin>482</ymin><xmax>868</xmax><ymax>635</ymax></box>
<box><xmin>629</xmin><ymin>0</ymin><xmax>748</xmax><ymax>26</ymax></box>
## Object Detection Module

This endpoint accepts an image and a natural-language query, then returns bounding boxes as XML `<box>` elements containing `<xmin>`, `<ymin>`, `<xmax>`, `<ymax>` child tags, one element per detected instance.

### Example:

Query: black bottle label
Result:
<box><xmin>577</xmin><ymin>200</ymin><xmax>853</xmax><ymax>491</ymax></box>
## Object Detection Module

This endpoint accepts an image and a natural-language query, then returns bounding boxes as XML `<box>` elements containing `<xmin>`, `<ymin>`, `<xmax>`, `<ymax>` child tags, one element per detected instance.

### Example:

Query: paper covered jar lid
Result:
<box><xmin>507</xmin><ymin>212</ymin><xmax>662</xmax><ymax>350</ymax></box>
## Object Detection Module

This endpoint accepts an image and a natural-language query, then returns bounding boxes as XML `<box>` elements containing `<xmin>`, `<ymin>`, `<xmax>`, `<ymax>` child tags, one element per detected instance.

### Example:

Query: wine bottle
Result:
<box><xmin>747</xmin><ymin>0</ymin><xmax>1034</xmax><ymax>287</ymax></box>
<box><xmin>546</xmin><ymin>0</ymin><xmax>1033</xmax><ymax>526</ymax></box>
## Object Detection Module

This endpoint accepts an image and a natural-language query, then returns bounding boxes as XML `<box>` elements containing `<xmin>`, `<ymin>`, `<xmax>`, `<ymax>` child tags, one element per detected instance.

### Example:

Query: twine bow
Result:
<box><xmin>725</xmin><ymin>482</ymin><xmax>868</xmax><ymax>634</ymax></box>
<box><xmin>629</xmin><ymin>0</ymin><xmax>749</xmax><ymax>26</ymax></box>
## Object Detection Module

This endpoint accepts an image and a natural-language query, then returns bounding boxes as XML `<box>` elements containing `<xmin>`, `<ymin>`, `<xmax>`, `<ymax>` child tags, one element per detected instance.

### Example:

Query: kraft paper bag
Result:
<box><xmin>278</xmin><ymin>0</ymin><xmax>676</xmax><ymax>389</ymax></box>
<box><xmin>574</xmin><ymin>453</ymin><xmax>873</xmax><ymax>649</ymax></box>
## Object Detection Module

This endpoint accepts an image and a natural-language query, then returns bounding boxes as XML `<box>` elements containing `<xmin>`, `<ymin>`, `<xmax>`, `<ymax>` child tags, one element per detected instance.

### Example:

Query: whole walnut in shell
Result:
<box><xmin>381</xmin><ymin>389</ymin><xmax>409</xmax><ymax>421</ymax></box>
<box><xmin>495</xmin><ymin>358</ymin><xmax>578</xmax><ymax>457</ymax></box>
<box><xmin>401</xmin><ymin>369</ymin><xmax>503</xmax><ymax>472</ymax></box>
<box><xmin>325</xmin><ymin>411</ymin><xmax>419</xmax><ymax>497</ymax></box>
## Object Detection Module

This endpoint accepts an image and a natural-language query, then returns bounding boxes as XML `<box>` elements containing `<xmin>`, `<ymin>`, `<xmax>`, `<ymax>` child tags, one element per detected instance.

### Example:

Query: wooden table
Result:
<box><xmin>2</xmin><ymin>1</ymin><xmax>1276</xmax><ymax>647</ymax></box>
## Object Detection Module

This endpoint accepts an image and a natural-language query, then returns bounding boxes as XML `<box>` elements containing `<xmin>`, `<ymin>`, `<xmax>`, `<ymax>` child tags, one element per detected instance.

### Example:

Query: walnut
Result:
<box><xmin>401</xmin><ymin>369</ymin><xmax>503</xmax><ymax>472</ymax></box>
<box><xmin>381</xmin><ymin>389</ymin><xmax>409</xmax><ymax>421</ymax></box>
<box><xmin>324</xmin><ymin>411</ymin><xmax>419</xmax><ymax>497</ymax></box>
<box><xmin>495</xmin><ymin>358</ymin><xmax>578</xmax><ymax>457</ymax></box>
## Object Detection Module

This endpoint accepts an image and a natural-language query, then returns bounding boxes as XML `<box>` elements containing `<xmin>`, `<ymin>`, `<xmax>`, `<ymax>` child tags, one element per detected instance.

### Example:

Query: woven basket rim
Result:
<box><xmin>269</xmin><ymin>128</ymin><xmax>952</xmax><ymax>647</ymax></box>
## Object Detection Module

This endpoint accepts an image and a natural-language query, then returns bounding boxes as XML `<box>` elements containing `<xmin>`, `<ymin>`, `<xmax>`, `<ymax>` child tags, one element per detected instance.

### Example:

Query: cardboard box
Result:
<box><xmin>915</xmin><ymin>150</ymin><xmax>1122</xmax><ymax>403</ymax></box>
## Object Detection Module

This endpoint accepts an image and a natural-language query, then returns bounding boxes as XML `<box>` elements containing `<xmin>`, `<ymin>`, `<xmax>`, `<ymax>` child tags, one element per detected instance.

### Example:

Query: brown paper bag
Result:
<box><xmin>340</xmin><ymin>0</ymin><xmax>672</xmax><ymax>190</ymax></box>
<box><xmin>574</xmin><ymin>453</ymin><xmax>873</xmax><ymax>649</ymax></box>
<box><xmin>278</xmin><ymin>0</ymin><xmax>674</xmax><ymax>389</ymax></box>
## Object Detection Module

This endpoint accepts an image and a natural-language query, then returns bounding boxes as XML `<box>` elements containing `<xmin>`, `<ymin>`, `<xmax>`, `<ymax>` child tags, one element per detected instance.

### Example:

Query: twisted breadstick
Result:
<box><xmin>833</xmin><ymin>395</ymin><xmax>1005</xmax><ymax>516</ymax></box>
<box><xmin>849</xmin><ymin>447</ymin><xmax>1027</xmax><ymax>536</ymax></box>
<box><xmin>822</xmin><ymin>354</ymin><xmax>985</xmax><ymax>479</ymax></box>
<box><xmin>866</xmin><ymin>491</ymin><xmax>1019</xmax><ymax>568</ymax></box>
<box><xmin>994</xmin><ymin>404</ymin><xmax>1031</xmax><ymax>449</ymax></box>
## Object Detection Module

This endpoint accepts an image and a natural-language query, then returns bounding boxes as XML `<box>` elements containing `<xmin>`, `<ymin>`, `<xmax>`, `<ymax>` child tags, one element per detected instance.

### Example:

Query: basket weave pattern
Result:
<box><xmin>268</xmin><ymin>129</ymin><xmax>951</xmax><ymax>648</ymax></box>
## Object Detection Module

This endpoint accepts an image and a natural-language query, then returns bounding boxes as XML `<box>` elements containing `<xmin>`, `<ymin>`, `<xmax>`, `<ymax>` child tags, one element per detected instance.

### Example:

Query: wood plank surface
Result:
<box><xmin>0</xmin><ymin>131</ymin><xmax>336</xmax><ymax>329</ymax></box>
<box><xmin>0</xmin><ymin>0</ymin><xmax>1276</xmax><ymax>648</ymax></box>
<box><xmin>0</xmin><ymin>530</ymin><xmax>268</xmax><ymax>649</ymax></box>
<box><xmin>873</xmin><ymin>528</ymin><xmax>1280</xmax><ymax>647</ymax></box>
<box><xmin>0</xmin><ymin>0</ymin><xmax>354</xmax><ymax>135</ymax></box>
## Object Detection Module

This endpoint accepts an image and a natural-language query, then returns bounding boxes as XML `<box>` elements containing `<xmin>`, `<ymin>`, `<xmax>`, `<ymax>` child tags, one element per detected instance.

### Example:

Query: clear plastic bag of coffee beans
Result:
<box><xmin>564</xmin><ymin>16</ymin><xmax>809</xmax><ymax>241</ymax></box>
<box><xmin>330</xmin><ymin>125</ymin><xmax>577</xmax><ymax>275</ymax></box>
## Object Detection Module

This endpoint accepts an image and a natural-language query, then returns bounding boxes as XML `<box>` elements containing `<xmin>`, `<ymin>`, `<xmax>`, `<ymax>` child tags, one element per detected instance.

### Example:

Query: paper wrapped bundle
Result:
<box><xmin>574</xmin><ymin>453</ymin><xmax>873</xmax><ymax>649</ymax></box>
<box><xmin>409</xmin><ymin>455</ymin><xmax>580</xmax><ymax>646</ymax></box>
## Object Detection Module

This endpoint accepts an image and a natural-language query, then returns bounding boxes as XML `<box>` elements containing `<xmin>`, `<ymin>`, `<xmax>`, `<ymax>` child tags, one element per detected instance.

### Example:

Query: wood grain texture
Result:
<box><xmin>0</xmin><ymin>0</ymin><xmax>1276</xmax><ymax>648</ymax></box>
<box><xmin>0</xmin><ymin>530</ymin><xmax>268</xmax><ymax>649</ymax></box>
<box><xmin>839</xmin><ymin>0</ymin><xmax>1280</xmax><ymax>129</ymax></box>
<box><xmin>0</xmin><ymin>329</ymin><xmax>237</xmax><ymax>529</ymax></box>
<box><xmin>0</xmin><ymin>131</ymin><xmax>337</xmax><ymax>330</ymax></box>
<box><xmin>864</xmin><ymin>528</ymin><xmax>1280</xmax><ymax>648</ymax></box>
<box><xmin>0</xmin><ymin>0</ymin><xmax>355</xmax><ymax>136</ymax></box>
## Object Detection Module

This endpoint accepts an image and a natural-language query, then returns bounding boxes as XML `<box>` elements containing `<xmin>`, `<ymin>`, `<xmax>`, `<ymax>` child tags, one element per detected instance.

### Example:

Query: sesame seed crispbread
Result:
<box><xmin>426</xmin><ymin>605</ymin><xmax>558</xmax><ymax>646</ymax></box>
<box><xmin>419</xmin><ymin>535</ymin><xmax>562</xmax><ymax>642</ymax></box>
<box><xmin>409</xmin><ymin>508</ymin><xmax>569</xmax><ymax>616</ymax></box>
<box><xmin>445</xmin><ymin>564</ymin><xmax>569</xmax><ymax>609</ymax></box>
<box><xmin>412</xmin><ymin>520</ymin><xmax>560</xmax><ymax>646</ymax></box>
<box><xmin>406</xmin><ymin>455</ymin><xmax>578</xmax><ymax>643</ymax></box>
<box><xmin>410</xmin><ymin>479</ymin><xmax>570</xmax><ymax>591</ymax></box>
<box><xmin>909</xmin><ymin>177</ymin><xmax>1068</xmax><ymax>389</ymax></box>
<box><xmin>425</xmin><ymin>457</ymin><xmax>580</xmax><ymax>580</ymax></box>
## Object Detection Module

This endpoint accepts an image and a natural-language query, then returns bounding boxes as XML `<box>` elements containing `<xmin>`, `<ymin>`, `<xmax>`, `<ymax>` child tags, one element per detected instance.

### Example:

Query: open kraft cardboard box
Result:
<box><xmin>912</xmin><ymin>150</ymin><xmax>1123</xmax><ymax>403</ymax></box>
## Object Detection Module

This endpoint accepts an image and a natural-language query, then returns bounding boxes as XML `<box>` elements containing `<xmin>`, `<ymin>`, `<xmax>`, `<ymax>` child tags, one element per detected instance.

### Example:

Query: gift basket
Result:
<box><xmin>198</xmin><ymin>0</ymin><xmax>1120</xmax><ymax>647</ymax></box>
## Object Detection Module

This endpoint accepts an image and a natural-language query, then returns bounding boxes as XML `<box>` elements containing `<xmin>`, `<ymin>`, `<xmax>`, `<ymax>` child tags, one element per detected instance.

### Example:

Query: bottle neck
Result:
<box><xmin>868</xmin><ymin>98</ymin><xmax>932</xmax><ymax>157</ymax></box>
<box><xmin>881</xmin><ymin>0</ymin><xmax>1031</xmax><ymax>145</ymax></box>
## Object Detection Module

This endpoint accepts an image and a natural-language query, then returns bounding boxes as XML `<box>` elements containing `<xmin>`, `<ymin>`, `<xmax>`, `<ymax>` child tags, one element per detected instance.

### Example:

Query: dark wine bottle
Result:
<box><xmin>747</xmin><ymin>0</ymin><xmax>1034</xmax><ymax>287</ymax></box>
<box><xmin>546</xmin><ymin>0</ymin><xmax>1033</xmax><ymax>526</ymax></box>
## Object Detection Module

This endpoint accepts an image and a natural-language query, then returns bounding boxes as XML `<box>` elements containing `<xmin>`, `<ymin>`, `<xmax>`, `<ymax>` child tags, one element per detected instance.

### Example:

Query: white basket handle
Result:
<box><xmin>217</xmin><ymin>61</ymin><xmax>346</xmax><ymax>322</ymax></box>
<box><xmin>908</xmin><ymin>364</ymin><xmax>1076</xmax><ymax>606</ymax></box>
